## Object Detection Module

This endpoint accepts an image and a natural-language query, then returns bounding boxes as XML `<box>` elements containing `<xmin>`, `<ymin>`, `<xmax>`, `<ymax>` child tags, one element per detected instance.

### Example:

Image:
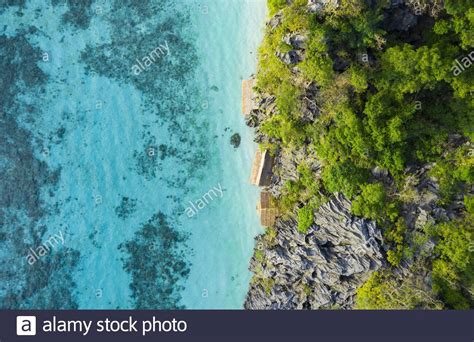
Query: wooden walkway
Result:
<box><xmin>257</xmin><ymin>192</ymin><xmax>277</xmax><ymax>227</ymax></box>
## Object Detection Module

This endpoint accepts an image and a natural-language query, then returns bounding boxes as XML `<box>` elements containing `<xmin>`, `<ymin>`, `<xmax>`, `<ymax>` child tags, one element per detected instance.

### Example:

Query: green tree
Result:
<box><xmin>322</xmin><ymin>161</ymin><xmax>368</xmax><ymax>198</ymax></box>
<box><xmin>297</xmin><ymin>205</ymin><xmax>314</xmax><ymax>234</ymax></box>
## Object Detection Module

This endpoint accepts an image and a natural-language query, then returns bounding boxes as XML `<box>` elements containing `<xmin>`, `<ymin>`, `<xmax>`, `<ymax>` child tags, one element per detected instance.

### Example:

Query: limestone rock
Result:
<box><xmin>307</xmin><ymin>0</ymin><xmax>339</xmax><ymax>13</ymax></box>
<box><xmin>283</xmin><ymin>33</ymin><xmax>308</xmax><ymax>50</ymax></box>
<box><xmin>268</xmin><ymin>12</ymin><xmax>283</xmax><ymax>29</ymax></box>
<box><xmin>383</xmin><ymin>6</ymin><xmax>418</xmax><ymax>32</ymax></box>
<box><xmin>276</xmin><ymin>50</ymin><xmax>304</xmax><ymax>65</ymax></box>
<box><xmin>245</xmin><ymin>194</ymin><xmax>385</xmax><ymax>309</ymax></box>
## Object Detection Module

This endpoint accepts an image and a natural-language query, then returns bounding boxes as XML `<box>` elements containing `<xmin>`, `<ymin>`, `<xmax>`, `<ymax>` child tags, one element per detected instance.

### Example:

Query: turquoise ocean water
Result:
<box><xmin>0</xmin><ymin>0</ymin><xmax>266</xmax><ymax>309</ymax></box>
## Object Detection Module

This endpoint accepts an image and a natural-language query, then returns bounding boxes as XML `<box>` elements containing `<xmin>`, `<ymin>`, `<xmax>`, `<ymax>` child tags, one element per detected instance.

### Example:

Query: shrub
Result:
<box><xmin>267</xmin><ymin>0</ymin><xmax>287</xmax><ymax>15</ymax></box>
<box><xmin>430</xmin><ymin>216</ymin><xmax>474</xmax><ymax>308</ymax></box>
<box><xmin>464</xmin><ymin>195</ymin><xmax>474</xmax><ymax>214</ymax></box>
<box><xmin>351</xmin><ymin>183</ymin><xmax>386</xmax><ymax>220</ymax></box>
<box><xmin>322</xmin><ymin>161</ymin><xmax>368</xmax><ymax>198</ymax></box>
<box><xmin>355</xmin><ymin>269</ymin><xmax>443</xmax><ymax>309</ymax></box>
<box><xmin>297</xmin><ymin>205</ymin><xmax>314</xmax><ymax>234</ymax></box>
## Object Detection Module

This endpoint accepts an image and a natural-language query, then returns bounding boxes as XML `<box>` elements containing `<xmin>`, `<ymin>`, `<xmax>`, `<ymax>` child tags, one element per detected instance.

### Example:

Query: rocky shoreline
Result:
<box><xmin>244</xmin><ymin>0</ymin><xmax>473</xmax><ymax>309</ymax></box>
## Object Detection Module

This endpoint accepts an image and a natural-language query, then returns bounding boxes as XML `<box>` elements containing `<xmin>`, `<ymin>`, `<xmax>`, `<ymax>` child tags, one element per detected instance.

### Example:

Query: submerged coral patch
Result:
<box><xmin>115</xmin><ymin>197</ymin><xmax>138</xmax><ymax>219</ymax></box>
<box><xmin>119</xmin><ymin>212</ymin><xmax>190</xmax><ymax>309</ymax></box>
<box><xmin>0</xmin><ymin>31</ymin><xmax>79</xmax><ymax>309</ymax></box>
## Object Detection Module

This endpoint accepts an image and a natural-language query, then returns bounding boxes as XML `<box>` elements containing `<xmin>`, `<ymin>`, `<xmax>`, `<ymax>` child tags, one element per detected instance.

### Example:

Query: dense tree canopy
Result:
<box><xmin>256</xmin><ymin>0</ymin><xmax>473</xmax><ymax>308</ymax></box>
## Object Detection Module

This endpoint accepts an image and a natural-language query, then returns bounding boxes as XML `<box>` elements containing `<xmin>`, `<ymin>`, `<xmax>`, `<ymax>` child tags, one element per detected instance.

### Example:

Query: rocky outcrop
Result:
<box><xmin>267</xmin><ymin>146</ymin><xmax>321</xmax><ymax>199</ymax></box>
<box><xmin>275</xmin><ymin>25</ymin><xmax>308</xmax><ymax>65</ymax></box>
<box><xmin>283</xmin><ymin>33</ymin><xmax>308</xmax><ymax>50</ymax></box>
<box><xmin>245</xmin><ymin>194</ymin><xmax>385</xmax><ymax>309</ymax></box>
<box><xmin>269</xmin><ymin>11</ymin><xmax>283</xmax><ymax>29</ymax></box>
<box><xmin>383</xmin><ymin>0</ymin><xmax>439</xmax><ymax>45</ymax></box>
<box><xmin>383</xmin><ymin>5</ymin><xmax>418</xmax><ymax>32</ymax></box>
<box><xmin>244</xmin><ymin>0</ymin><xmax>467</xmax><ymax>310</ymax></box>
<box><xmin>276</xmin><ymin>49</ymin><xmax>304</xmax><ymax>65</ymax></box>
<box><xmin>307</xmin><ymin>0</ymin><xmax>339</xmax><ymax>13</ymax></box>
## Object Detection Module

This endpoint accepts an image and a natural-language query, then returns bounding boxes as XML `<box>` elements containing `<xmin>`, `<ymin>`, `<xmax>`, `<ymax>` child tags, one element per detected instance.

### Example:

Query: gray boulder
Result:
<box><xmin>383</xmin><ymin>6</ymin><xmax>418</xmax><ymax>32</ymax></box>
<box><xmin>307</xmin><ymin>0</ymin><xmax>339</xmax><ymax>13</ymax></box>
<box><xmin>283</xmin><ymin>33</ymin><xmax>308</xmax><ymax>50</ymax></box>
<box><xmin>268</xmin><ymin>12</ymin><xmax>283</xmax><ymax>29</ymax></box>
<box><xmin>276</xmin><ymin>50</ymin><xmax>304</xmax><ymax>65</ymax></box>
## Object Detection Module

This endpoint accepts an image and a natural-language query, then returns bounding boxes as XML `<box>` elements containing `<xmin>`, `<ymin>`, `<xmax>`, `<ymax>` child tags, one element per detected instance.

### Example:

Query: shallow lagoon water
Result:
<box><xmin>0</xmin><ymin>0</ymin><xmax>266</xmax><ymax>309</ymax></box>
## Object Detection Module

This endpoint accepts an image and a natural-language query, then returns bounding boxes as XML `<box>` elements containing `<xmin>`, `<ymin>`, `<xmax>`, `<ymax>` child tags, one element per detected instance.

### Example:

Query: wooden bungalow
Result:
<box><xmin>250</xmin><ymin>149</ymin><xmax>273</xmax><ymax>187</ymax></box>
